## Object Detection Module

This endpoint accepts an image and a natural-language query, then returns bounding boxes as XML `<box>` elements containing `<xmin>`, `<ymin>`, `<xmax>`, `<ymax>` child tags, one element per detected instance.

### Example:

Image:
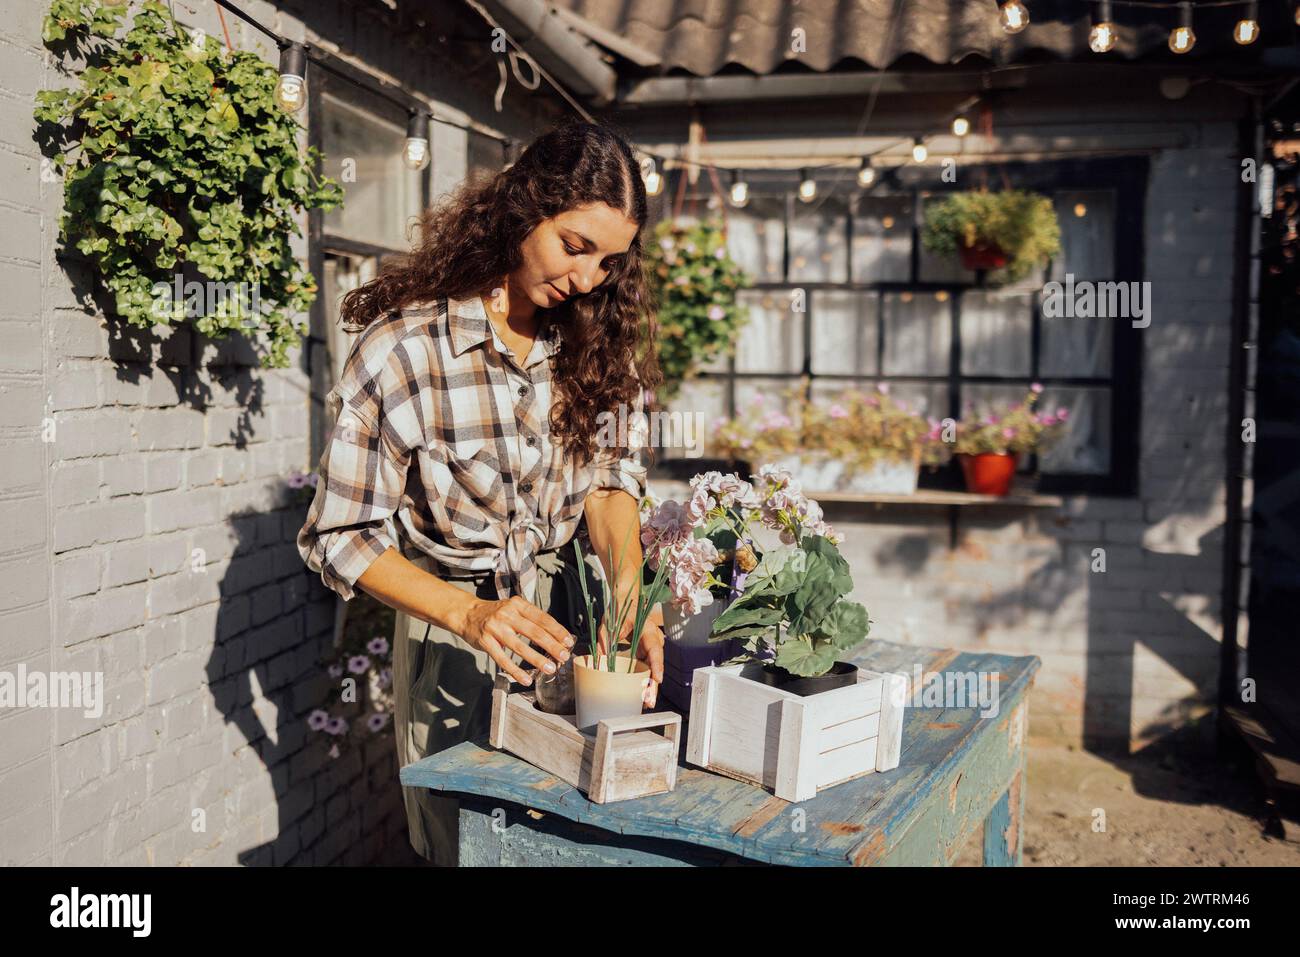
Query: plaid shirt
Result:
<box><xmin>297</xmin><ymin>295</ymin><xmax>647</xmax><ymax>603</ymax></box>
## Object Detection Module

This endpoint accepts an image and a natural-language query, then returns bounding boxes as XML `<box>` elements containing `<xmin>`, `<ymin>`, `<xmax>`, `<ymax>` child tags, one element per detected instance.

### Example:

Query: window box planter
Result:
<box><xmin>838</xmin><ymin>450</ymin><xmax>921</xmax><ymax>495</ymax></box>
<box><xmin>685</xmin><ymin>662</ymin><xmax>907</xmax><ymax>802</ymax></box>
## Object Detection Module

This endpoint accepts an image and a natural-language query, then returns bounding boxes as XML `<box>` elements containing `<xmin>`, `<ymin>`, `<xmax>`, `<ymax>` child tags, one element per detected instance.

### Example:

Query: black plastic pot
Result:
<box><xmin>756</xmin><ymin>661</ymin><xmax>859</xmax><ymax>697</ymax></box>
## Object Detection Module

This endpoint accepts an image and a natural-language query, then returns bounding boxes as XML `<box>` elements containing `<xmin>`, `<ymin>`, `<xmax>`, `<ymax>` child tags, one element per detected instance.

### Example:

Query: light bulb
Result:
<box><xmin>999</xmin><ymin>1</ymin><xmax>1029</xmax><ymax>34</ymax></box>
<box><xmin>912</xmin><ymin>139</ymin><xmax>928</xmax><ymax>163</ymax></box>
<box><xmin>952</xmin><ymin>116</ymin><xmax>970</xmax><ymax>137</ymax></box>
<box><xmin>1089</xmin><ymin>22</ymin><xmax>1115</xmax><ymax>52</ymax></box>
<box><xmin>403</xmin><ymin>137</ymin><xmax>430</xmax><ymax>171</ymax></box>
<box><xmin>275</xmin><ymin>75</ymin><xmax>306</xmax><ymax>113</ymax></box>
<box><xmin>1234</xmin><ymin>3</ymin><xmax>1259</xmax><ymax>44</ymax></box>
<box><xmin>276</xmin><ymin>43</ymin><xmax>308</xmax><ymax>114</ymax></box>
<box><xmin>857</xmin><ymin>161</ymin><xmax>876</xmax><ymax>187</ymax></box>
<box><xmin>644</xmin><ymin>170</ymin><xmax>663</xmax><ymax>196</ymax></box>
<box><xmin>798</xmin><ymin>169</ymin><xmax>816</xmax><ymax>203</ymax></box>
<box><xmin>729</xmin><ymin>179</ymin><xmax>749</xmax><ymax>207</ymax></box>
<box><xmin>1169</xmin><ymin>3</ymin><xmax>1195</xmax><ymax>53</ymax></box>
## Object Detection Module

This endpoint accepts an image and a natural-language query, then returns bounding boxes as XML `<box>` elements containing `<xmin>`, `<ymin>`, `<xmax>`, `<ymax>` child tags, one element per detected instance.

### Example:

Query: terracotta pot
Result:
<box><xmin>957</xmin><ymin>452</ymin><xmax>1019</xmax><ymax>496</ymax></box>
<box><xmin>958</xmin><ymin>239</ymin><xmax>1009</xmax><ymax>271</ymax></box>
<box><xmin>573</xmin><ymin>653</ymin><xmax>649</xmax><ymax>732</ymax></box>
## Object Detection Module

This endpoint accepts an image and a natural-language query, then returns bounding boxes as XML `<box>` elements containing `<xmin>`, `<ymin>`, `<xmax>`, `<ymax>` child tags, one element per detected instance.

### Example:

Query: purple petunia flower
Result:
<box><xmin>308</xmin><ymin>709</ymin><xmax>330</xmax><ymax>731</ymax></box>
<box><xmin>325</xmin><ymin>716</ymin><xmax>348</xmax><ymax>736</ymax></box>
<box><xmin>366</xmin><ymin>712</ymin><xmax>390</xmax><ymax>733</ymax></box>
<box><xmin>286</xmin><ymin>470</ymin><xmax>307</xmax><ymax>490</ymax></box>
<box><xmin>366</xmin><ymin>637</ymin><xmax>389</xmax><ymax>656</ymax></box>
<box><xmin>346</xmin><ymin>655</ymin><xmax>370</xmax><ymax>675</ymax></box>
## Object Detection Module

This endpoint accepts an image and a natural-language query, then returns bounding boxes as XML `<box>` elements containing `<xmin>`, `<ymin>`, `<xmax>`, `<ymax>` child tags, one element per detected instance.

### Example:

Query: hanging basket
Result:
<box><xmin>958</xmin><ymin>239</ymin><xmax>1010</xmax><ymax>272</ymax></box>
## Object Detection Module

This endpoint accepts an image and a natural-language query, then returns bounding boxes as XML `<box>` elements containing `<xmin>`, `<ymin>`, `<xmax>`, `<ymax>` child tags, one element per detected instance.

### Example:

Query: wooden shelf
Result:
<box><xmin>805</xmin><ymin>489</ymin><xmax>1063</xmax><ymax>507</ymax></box>
<box><xmin>647</xmin><ymin>476</ymin><xmax>1062</xmax><ymax>509</ymax></box>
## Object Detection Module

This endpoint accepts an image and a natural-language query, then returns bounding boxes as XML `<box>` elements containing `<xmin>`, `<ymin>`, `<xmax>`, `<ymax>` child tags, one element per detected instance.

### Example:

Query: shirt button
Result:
<box><xmin>517</xmin><ymin>384</ymin><xmax>529</xmax><ymax>398</ymax></box>
<box><xmin>526</xmin><ymin>436</ymin><xmax>536</xmax><ymax>447</ymax></box>
<box><xmin>520</xmin><ymin>482</ymin><xmax>533</xmax><ymax>494</ymax></box>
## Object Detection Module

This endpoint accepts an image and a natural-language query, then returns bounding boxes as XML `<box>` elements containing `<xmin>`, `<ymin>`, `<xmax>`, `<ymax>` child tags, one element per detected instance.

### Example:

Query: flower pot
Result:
<box><xmin>956</xmin><ymin>452</ymin><xmax>1019</xmax><ymax>496</ymax></box>
<box><xmin>573</xmin><ymin>653</ymin><xmax>649</xmax><ymax>733</ymax></box>
<box><xmin>798</xmin><ymin>452</ymin><xmax>844</xmax><ymax>491</ymax></box>
<box><xmin>838</xmin><ymin>454</ymin><xmax>920</xmax><ymax>494</ymax></box>
<box><xmin>661</xmin><ymin>598</ymin><xmax>737</xmax><ymax>711</ymax></box>
<box><xmin>754</xmin><ymin>661</ymin><xmax>860</xmax><ymax>697</ymax></box>
<box><xmin>958</xmin><ymin>239</ymin><xmax>1009</xmax><ymax>271</ymax></box>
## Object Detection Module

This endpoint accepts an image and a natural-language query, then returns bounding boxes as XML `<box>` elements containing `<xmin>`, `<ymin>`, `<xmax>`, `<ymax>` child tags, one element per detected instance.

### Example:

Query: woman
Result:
<box><xmin>298</xmin><ymin>122</ymin><xmax>665</xmax><ymax>865</ymax></box>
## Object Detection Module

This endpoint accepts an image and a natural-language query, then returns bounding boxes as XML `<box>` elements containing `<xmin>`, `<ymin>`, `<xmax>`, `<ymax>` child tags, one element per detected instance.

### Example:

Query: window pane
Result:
<box><xmin>852</xmin><ymin>195</ymin><xmax>911</xmax><ymax>282</ymax></box>
<box><xmin>789</xmin><ymin>196</ymin><xmax>848</xmax><ymax>282</ymax></box>
<box><xmin>1052</xmin><ymin>190</ymin><xmax>1116</xmax><ymax>281</ymax></box>
<box><xmin>1038</xmin><ymin>387</ymin><xmax>1111</xmax><ymax>474</ymax></box>
<box><xmin>321</xmin><ymin>93</ymin><xmax>423</xmax><ymax>249</ymax></box>
<box><xmin>1041</xmin><ymin>190</ymin><xmax>1117</xmax><ymax>377</ymax></box>
<box><xmin>882</xmin><ymin>292</ymin><xmax>950</xmax><ymax>376</ymax></box>
<box><xmin>811</xmin><ymin>290</ymin><xmax>877</xmax><ymax>375</ymax></box>
<box><xmin>662</xmin><ymin>377</ymin><xmax>727</xmax><ymax>461</ymax></box>
<box><xmin>961</xmin><ymin>289</ymin><xmax>1033</xmax><ymax>376</ymax></box>
<box><xmin>961</xmin><ymin>383</ymin><xmax>1032</xmax><ymax>419</ymax></box>
<box><xmin>886</xmin><ymin>382</ymin><xmax>949</xmax><ymax>419</ymax></box>
<box><xmin>726</xmin><ymin>197</ymin><xmax>785</xmax><ymax>282</ymax></box>
<box><xmin>734</xmin><ymin>289</ymin><xmax>805</xmax><ymax>374</ymax></box>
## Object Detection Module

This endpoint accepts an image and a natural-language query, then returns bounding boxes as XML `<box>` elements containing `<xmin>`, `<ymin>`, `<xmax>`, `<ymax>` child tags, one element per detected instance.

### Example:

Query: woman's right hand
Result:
<box><xmin>457</xmin><ymin>595</ymin><xmax>574</xmax><ymax>686</ymax></box>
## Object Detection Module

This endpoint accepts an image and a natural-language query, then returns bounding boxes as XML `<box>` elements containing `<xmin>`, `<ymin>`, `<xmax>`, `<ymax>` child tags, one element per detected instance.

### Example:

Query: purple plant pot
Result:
<box><xmin>661</xmin><ymin>637</ymin><xmax>742</xmax><ymax>712</ymax></box>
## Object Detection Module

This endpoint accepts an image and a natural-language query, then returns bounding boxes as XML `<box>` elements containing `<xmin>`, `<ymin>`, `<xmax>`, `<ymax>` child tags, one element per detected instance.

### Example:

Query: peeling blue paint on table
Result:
<box><xmin>399</xmin><ymin>639</ymin><xmax>1040</xmax><ymax>866</ymax></box>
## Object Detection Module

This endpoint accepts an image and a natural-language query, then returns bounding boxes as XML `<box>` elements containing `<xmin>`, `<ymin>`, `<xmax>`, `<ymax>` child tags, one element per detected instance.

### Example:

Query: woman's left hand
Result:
<box><xmin>597</xmin><ymin>602</ymin><xmax>665</xmax><ymax>707</ymax></box>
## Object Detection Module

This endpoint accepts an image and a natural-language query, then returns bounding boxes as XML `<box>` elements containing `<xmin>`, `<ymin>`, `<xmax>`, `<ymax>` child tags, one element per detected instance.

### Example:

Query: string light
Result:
<box><xmin>857</xmin><ymin>158</ymin><xmax>877</xmax><ymax>187</ymax></box>
<box><xmin>403</xmin><ymin>111</ymin><xmax>431</xmax><ymax>171</ymax></box>
<box><xmin>1089</xmin><ymin>0</ymin><xmax>1117</xmax><ymax>52</ymax></box>
<box><xmin>641</xmin><ymin>157</ymin><xmax>664</xmax><ymax>196</ymax></box>
<box><xmin>728</xmin><ymin>169</ymin><xmax>749</xmax><ymax>207</ymax></box>
<box><xmin>951</xmin><ymin>115</ymin><xmax>970</xmax><ymax>137</ymax></box>
<box><xmin>1169</xmin><ymin>1</ymin><xmax>1196</xmax><ymax>53</ymax></box>
<box><xmin>274</xmin><ymin>42</ymin><xmax>307</xmax><ymax>113</ymax></box>
<box><xmin>911</xmin><ymin>138</ymin><xmax>928</xmax><ymax>163</ymax></box>
<box><xmin>1233</xmin><ymin>0</ymin><xmax>1260</xmax><ymax>43</ymax></box>
<box><xmin>798</xmin><ymin>168</ymin><xmax>817</xmax><ymax>202</ymax></box>
<box><xmin>999</xmin><ymin>1</ymin><xmax>1030</xmax><ymax>33</ymax></box>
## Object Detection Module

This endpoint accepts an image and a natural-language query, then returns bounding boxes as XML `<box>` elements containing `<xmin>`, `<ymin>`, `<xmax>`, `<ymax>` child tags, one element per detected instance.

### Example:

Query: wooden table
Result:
<box><xmin>400</xmin><ymin>639</ymin><xmax>1041</xmax><ymax>866</ymax></box>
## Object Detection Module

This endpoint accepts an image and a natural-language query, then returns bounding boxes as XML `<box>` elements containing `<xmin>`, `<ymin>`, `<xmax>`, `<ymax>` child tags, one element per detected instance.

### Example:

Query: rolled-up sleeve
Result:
<box><xmin>589</xmin><ymin>381</ymin><xmax>649</xmax><ymax>502</ymax></box>
<box><xmin>298</xmin><ymin>386</ymin><xmax>409</xmax><ymax>601</ymax></box>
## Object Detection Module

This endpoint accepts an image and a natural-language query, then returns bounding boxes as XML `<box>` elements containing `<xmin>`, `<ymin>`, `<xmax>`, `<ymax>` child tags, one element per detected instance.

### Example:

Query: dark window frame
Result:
<box><xmin>685</xmin><ymin>156</ymin><xmax>1147</xmax><ymax>497</ymax></box>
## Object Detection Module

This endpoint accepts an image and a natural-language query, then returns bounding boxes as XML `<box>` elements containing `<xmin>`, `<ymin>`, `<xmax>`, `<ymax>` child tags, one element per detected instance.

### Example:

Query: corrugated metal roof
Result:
<box><xmin>548</xmin><ymin>0</ymin><xmax>1277</xmax><ymax>76</ymax></box>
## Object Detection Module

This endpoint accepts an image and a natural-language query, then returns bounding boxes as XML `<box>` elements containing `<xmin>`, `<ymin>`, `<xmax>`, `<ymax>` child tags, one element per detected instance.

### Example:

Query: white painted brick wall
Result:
<box><xmin>0</xmin><ymin>0</ymin><xmax>561</xmax><ymax>866</ymax></box>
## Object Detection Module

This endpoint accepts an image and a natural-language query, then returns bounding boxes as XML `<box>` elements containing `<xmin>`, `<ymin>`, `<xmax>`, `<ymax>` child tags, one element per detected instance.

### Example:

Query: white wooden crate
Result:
<box><xmin>685</xmin><ymin>663</ymin><xmax>907</xmax><ymax>802</ymax></box>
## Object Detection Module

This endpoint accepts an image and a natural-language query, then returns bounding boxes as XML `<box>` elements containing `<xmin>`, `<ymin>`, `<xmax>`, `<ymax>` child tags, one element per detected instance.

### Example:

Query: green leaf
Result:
<box><xmin>773</xmin><ymin>638</ymin><xmax>839</xmax><ymax>678</ymax></box>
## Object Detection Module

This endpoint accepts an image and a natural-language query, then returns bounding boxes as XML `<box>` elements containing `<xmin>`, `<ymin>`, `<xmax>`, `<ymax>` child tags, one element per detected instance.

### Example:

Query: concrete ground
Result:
<box><xmin>955</xmin><ymin>716</ymin><xmax>1300</xmax><ymax>866</ymax></box>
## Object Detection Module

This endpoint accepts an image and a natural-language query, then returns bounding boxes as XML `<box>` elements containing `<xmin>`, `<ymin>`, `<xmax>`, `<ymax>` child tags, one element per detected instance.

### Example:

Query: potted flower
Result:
<box><xmin>809</xmin><ymin>385</ymin><xmax>941</xmax><ymax>494</ymax></box>
<box><xmin>920</xmin><ymin>189</ymin><xmax>1061</xmax><ymax>283</ymax></box>
<box><xmin>711</xmin><ymin>387</ymin><xmax>843</xmax><ymax>491</ymax></box>
<box><xmin>706</xmin><ymin>467</ymin><xmax>871</xmax><ymax>694</ymax></box>
<box><xmin>952</xmin><ymin>385</ymin><xmax>1069</xmax><ymax>495</ymax></box>
<box><xmin>569</xmin><ymin>532</ymin><xmax>671</xmax><ymax>732</ymax></box>
<box><xmin>645</xmin><ymin>219</ymin><xmax>753</xmax><ymax>399</ymax></box>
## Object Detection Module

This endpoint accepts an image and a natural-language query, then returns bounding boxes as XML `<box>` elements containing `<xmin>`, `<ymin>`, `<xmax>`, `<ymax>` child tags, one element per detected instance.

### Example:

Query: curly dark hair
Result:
<box><xmin>338</xmin><ymin>121</ymin><xmax>661</xmax><ymax>467</ymax></box>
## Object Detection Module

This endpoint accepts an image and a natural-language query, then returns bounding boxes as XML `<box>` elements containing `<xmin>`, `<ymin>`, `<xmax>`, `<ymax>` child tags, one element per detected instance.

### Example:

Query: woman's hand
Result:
<box><xmin>597</xmin><ymin>602</ymin><xmax>665</xmax><ymax>707</ymax></box>
<box><xmin>458</xmin><ymin>595</ymin><xmax>574</xmax><ymax>686</ymax></box>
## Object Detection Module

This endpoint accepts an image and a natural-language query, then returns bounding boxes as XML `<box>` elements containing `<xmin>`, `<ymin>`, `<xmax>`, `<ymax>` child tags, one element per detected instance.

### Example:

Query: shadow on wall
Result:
<box><xmin>203</xmin><ymin>503</ymin><xmax>418</xmax><ymax>866</ymax></box>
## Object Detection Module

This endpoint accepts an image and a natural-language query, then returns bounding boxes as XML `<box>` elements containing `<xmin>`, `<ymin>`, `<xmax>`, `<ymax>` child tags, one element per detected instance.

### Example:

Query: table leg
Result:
<box><xmin>982</xmin><ymin>765</ymin><xmax>1025</xmax><ymax>866</ymax></box>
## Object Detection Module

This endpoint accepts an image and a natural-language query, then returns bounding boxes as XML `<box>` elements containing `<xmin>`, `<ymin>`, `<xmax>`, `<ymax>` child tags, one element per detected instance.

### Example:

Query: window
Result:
<box><xmin>663</xmin><ymin>158</ymin><xmax>1146</xmax><ymax>495</ymax></box>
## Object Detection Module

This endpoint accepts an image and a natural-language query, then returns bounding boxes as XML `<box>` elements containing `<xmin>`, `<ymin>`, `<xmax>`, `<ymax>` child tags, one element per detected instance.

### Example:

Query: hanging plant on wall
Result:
<box><xmin>920</xmin><ymin>189</ymin><xmax>1061</xmax><ymax>284</ymax></box>
<box><xmin>644</xmin><ymin>218</ymin><xmax>752</xmax><ymax>399</ymax></box>
<box><xmin>34</xmin><ymin>0</ymin><xmax>343</xmax><ymax>367</ymax></box>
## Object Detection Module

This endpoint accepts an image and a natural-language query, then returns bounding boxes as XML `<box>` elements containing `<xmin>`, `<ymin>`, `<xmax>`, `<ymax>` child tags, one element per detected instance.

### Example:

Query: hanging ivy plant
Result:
<box><xmin>644</xmin><ymin>218</ymin><xmax>753</xmax><ymax>399</ymax></box>
<box><xmin>34</xmin><ymin>0</ymin><xmax>343</xmax><ymax>367</ymax></box>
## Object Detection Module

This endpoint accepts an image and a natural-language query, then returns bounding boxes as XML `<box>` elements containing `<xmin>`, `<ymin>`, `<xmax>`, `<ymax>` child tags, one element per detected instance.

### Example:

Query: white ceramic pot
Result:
<box><xmin>662</xmin><ymin>596</ymin><xmax>732</xmax><ymax>650</ymax></box>
<box><xmin>573</xmin><ymin>653</ymin><xmax>649</xmax><ymax>732</ymax></box>
<box><xmin>799</xmin><ymin>452</ymin><xmax>845</xmax><ymax>491</ymax></box>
